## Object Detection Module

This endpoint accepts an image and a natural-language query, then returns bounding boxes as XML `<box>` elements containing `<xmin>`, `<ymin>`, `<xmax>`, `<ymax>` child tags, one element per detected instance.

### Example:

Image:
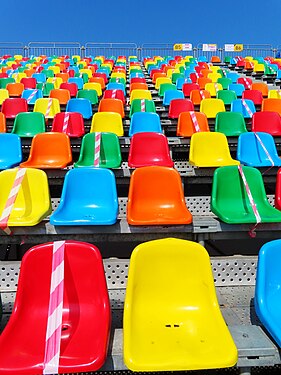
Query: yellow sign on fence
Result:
<box><xmin>173</xmin><ymin>44</ymin><xmax>183</xmax><ymax>51</ymax></box>
<box><xmin>234</xmin><ymin>44</ymin><xmax>244</xmax><ymax>52</ymax></box>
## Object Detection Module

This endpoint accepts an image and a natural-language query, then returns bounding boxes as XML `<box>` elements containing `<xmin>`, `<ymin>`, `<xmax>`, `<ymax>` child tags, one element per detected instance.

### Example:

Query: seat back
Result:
<box><xmin>204</xmin><ymin>83</ymin><xmax>223</xmax><ymax>97</ymax></box>
<box><xmin>33</xmin><ymin>98</ymin><xmax>60</xmax><ymax>118</ymax></box>
<box><xmin>6</xmin><ymin>82</ymin><xmax>24</xmax><ymax>97</ymax></box>
<box><xmin>50</xmin><ymin>168</ymin><xmax>118</xmax><ymax>225</ymax></box>
<box><xmin>168</xmin><ymin>98</ymin><xmax>194</xmax><ymax>119</ymax></box>
<box><xmin>52</xmin><ymin>112</ymin><xmax>85</xmax><ymax>137</ymax></box>
<box><xmin>129</xmin><ymin>99</ymin><xmax>156</xmax><ymax>117</ymax></box>
<box><xmin>127</xmin><ymin>166</ymin><xmax>192</xmax><ymax>225</ymax></box>
<box><xmin>189</xmin><ymin>89</ymin><xmax>211</xmax><ymax>105</ymax></box>
<box><xmin>215</xmin><ymin>112</ymin><xmax>247</xmax><ymax>136</ymax></box>
<box><xmin>155</xmin><ymin>77</ymin><xmax>171</xmax><ymax>90</ymax></box>
<box><xmin>21</xmin><ymin>77</ymin><xmax>37</xmax><ymax>89</ymax></box>
<box><xmin>162</xmin><ymin>90</ymin><xmax>184</xmax><ymax>106</ymax></box>
<box><xmin>90</xmin><ymin>112</ymin><xmax>124</xmax><ymax>136</ymax></box>
<box><xmin>261</xmin><ymin>98</ymin><xmax>281</xmax><ymax>115</ymax></box>
<box><xmin>228</xmin><ymin>83</ymin><xmax>245</xmax><ymax>97</ymax></box>
<box><xmin>251</xmin><ymin>82</ymin><xmax>268</xmax><ymax>97</ymax></box>
<box><xmin>130</xmin><ymin>89</ymin><xmax>152</xmax><ymax>103</ymax></box>
<box><xmin>158</xmin><ymin>83</ymin><xmax>177</xmax><ymax>97</ymax></box>
<box><xmin>252</xmin><ymin>111</ymin><xmax>281</xmax><ymax>135</ymax></box>
<box><xmin>216</xmin><ymin>90</ymin><xmax>237</xmax><ymax>105</ymax></box>
<box><xmin>60</xmin><ymin>82</ymin><xmax>78</xmax><ymax>97</ymax></box>
<box><xmin>0</xmin><ymin>89</ymin><xmax>9</xmax><ymax>105</ymax></box>
<box><xmin>217</xmin><ymin>77</ymin><xmax>232</xmax><ymax>90</ymax></box>
<box><xmin>275</xmin><ymin>169</ymin><xmax>281</xmax><ymax>210</ymax></box>
<box><xmin>129</xmin><ymin>112</ymin><xmax>162</xmax><ymax>136</ymax></box>
<box><xmin>182</xmin><ymin>83</ymin><xmax>200</xmax><ymax>97</ymax></box>
<box><xmin>74</xmin><ymin>132</ymin><xmax>122</xmax><ymax>168</ymax></box>
<box><xmin>177</xmin><ymin>111</ymin><xmax>209</xmax><ymax>137</ymax></box>
<box><xmin>242</xmin><ymin>90</ymin><xmax>263</xmax><ymax>105</ymax></box>
<box><xmin>12</xmin><ymin>112</ymin><xmax>45</xmax><ymax>137</ymax></box>
<box><xmin>66</xmin><ymin>98</ymin><xmax>92</xmax><ymax>119</ymax></box>
<box><xmin>0</xmin><ymin>133</ymin><xmax>22</xmax><ymax>169</ymax></box>
<box><xmin>98</xmin><ymin>98</ymin><xmax>124</xmax><ymax>118</ymax></box>
<box><xmin>103</xmin><ymin>89</ymin><xmax>125</xmax><ymax>104</ymax></box>
<box><xmin>83</xmin><ymin>82</ymin><xmax>102</xmax><ymax>96</ymax></box>
<box><xmin>200</xmin><ymin>98</ymin><xmax>225</xmax><ymax>118</ymax></box>
<box><xmin>2</xmin><ymin>98</ymin><xmax>28</xmax><ymax>118</ymax></box>
<box><xmin>231</xmin><ymin>99</ymin><xmax>256</xmax><ymax>118</ymax></box>
<box><xmin>49</xmin><ymin>89</ymin><xmax>71</xmax><ymax>105</ymax></box>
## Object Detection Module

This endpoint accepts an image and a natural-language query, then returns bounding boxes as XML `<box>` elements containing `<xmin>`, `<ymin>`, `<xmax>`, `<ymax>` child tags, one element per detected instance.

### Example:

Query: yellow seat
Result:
<box><xmin>207</xmin><ymin>72</ymin><xmax>222</xmax><ymax>83</ymax></box>
<box><xmin>48</xmin><ymin>66</ymin><xmax>60</xmax><ymax>75</ymax></box>
<box><xmin>0</xmin><ymin>89</ymin><xmax>9</xmax><ymax>105</ymax></box>
<box><xmin>90</xmin><ymin>112</ymin><xmax>124</xmax><ymax>136</ymax></box>
<box><xmin>111</xmin><ymin>72</ymin><xmax>126</xmax><ymax>80</ymax></box>
<box><xmin>166</xmin><ymin>68</ymin><xmax>180</xmax><ymax>79</ymax></box>
<box><xmin>200</xmin><ymin>98</ymin><xmax>225</xmax><ymax>118</ymax></box>
<box><xmin>33</xmin><ymin>98</ymin><xmax>61</xmax><ymax>119</ymax></box>
<box><xmin>155</xmin><ymin>77</ymin><xmax>171</xmax><ymax>90</ymax></box>
<box><xmin>254</xmin><ymin>63</ymin><xmax>265</xmax><ymax>73</ymax></box>
<box><xmin>101</xmin><ymin>63</ymin><xmax>112</xmax><ymax>71</ymax></box>
<box><xmin>78</xmin><ymin>61</ymin><xmax>87</xmax><ymax>68</ymax></box>
<box><xmin>72</xmin><ymin>54</ymin><xmax>81</xmax><ymax>62</ymax></box>
<box><xmin>79</xmin><ymin>68</ymin><xmax>93</xmax><ymax>78</ymax></box>
<box><xmin>210</xmin><ymin>66</ymin><xmax>221</xmax><ymax>72</ymax></box>
<box><xmin>47</xmin><ymin>77</ymin><xmax>63</xmax><ymax>89</ymax></box>
<box><xmin>268</xmin><ymin>89</ymin><xmax>281</xmax><ymax>99</ymax></box>
<box><xmin>189</xmin><ymin>132</ymin><xmax>239</xmax><ymax>167</ymax></box>
<box><xmin>204</xmin><ymin>83</ymin><xmax>223</xmax><ymax>97</ymax></box>
<box><xmin>83</xmin><ymin>82</ymin><xmax>102</xmax><ymax>96</ymax></box>
<box><xmin>123</xmin><ymin>238</ymin><xmax>238</xmax><ymax>371</ymax></box>
<box><xmin>14</xmin><ymin>54</ymin><xmax>23</xmax><ymax>60</ymax></box>
<box><xmin>130</xmin><ymin>89</ymin><xmax>152</xmax><ymax>104</ymax></box>
<box><xmin>6</xmin><ymin>61</ymin><xmax>14</xmax><ymax>67</ymax></box>
<box><xmin>0</xmin><ymin>168</ymin><xmax>52</xmax><ymax>226</ymax></box>
<box><xmin>12</xmin><ymin>73</ymin><xmax>26</xmax><ymax>83</ymax></box>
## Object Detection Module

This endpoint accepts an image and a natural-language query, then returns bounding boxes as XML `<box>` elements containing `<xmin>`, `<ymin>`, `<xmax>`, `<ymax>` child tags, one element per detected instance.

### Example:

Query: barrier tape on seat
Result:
<box><xmin>112</xmin><ymin>89</ymin><xmax>117</xmax><ymax>99</ymax></box>
<box><xmin>35</xmin><ymin>65</ymin><xmax>41</xmax><ymax>73</ymax></box>
<box><xmin>243</xmin><ymin>78</ymin><xmax>251</xmax><ymax>89</ymax></box>
<box><xmin>189</xmin><ymin>111</ymin><xmax>201</xmax><ymax>132</ymax></box>
<box><xmin>43</xmin><ymin>241</ymin><xmax>65</xmax><ymax>375</ymax></box>
<box><xmin>242</xmin><ymin>99</ymin><xmax>253</xmax><ymax>117</ymax></box>
<box><xmin>199</xmin><ymin>90</ymin><xmax>205</xmax><ymax>99</ymax></box>
<box><xmin>0</xmin><ymin>168</ymin><xmax>26</xmax><ymax>235</ymax></box>
<box><xmin>26</xmin><ymin>89</ymin><xmax>38</xmax><ymax>104</ymax></box>
<box><xmin>45</xmin><ymin>98</ymin><xmax>53</xmax><ymax>118</ymax></box>
<box><xmin>254</xmin><ymin>132</ymin><xmax>274</xmax><ymax>166</ymax></box>
<box><xmin>214</xmin><ymin>83</ymin><xmax>219</xmax><ymax>93</ymax></box>
<box><xmin>140</xmin><ymin>99</ymin><xmax>146</xmax><ymax>112</ymax></box>
<box><xmin>222</xmin><ymin>70</ymin><xmax>227</xmax><ymax>77</ymax></box>
<box><xmin>94</xmin><ymin>132</ymin><xmax>101</xmax><ymax>167</ymax></box>
<box><xmin>62</xmin><ymin>112</ymin><xmax>70</xmax><ymax>133</ymax></box>
<box><xmin>238</xmin><ymin>164</ymin><xmax>261</xmax><ymax>237</ymax></box>
<box><xmin>278</xmin><ymin>89</ymin><xmax>281</xmax><ymax>99</ymax></box>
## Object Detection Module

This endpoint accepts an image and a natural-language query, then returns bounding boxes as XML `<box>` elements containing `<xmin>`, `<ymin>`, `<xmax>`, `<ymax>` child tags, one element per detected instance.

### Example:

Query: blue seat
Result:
<box><xmin>129</xmin><ymin>112</ymin><xmax>162</xmax><ymax>136</ymax></box>
<box><xmin>66</xmin><ymin>98</ymin><xmax>93</xmax><ymax>119</ymax></box>
<box><xmin>231</xmin><ymin>99</ymin><xmax>256</xmax><ymax>118</ymax></box>
<box><xmin>237</xmin><ymin>132</ymin><xmax>281</xmax><ymax>167</ymax></box>
<box><xmin>184</xmin><ymin>68</ymin><xmax>195</xmax><ymax>79</ymax></box>
<box><xmin>68</xmin><ymin>77</ymin><xmax>84</xmax><ymax>90</ymax></box>
<box><xmin>0</xmin><ymin>133</ymin><xmax>22</xmax><ymax>169</ymax></box>
<box><xmin>97</xmin><ymin>68</ymin><xmax>110</xmax><ymax>77</ymax></box>
<box><xmin>106</xmin><ymin>82</ymin><xmax>126</xmax><ymax>95</ymax></box>
<box><xmin>228</xmin><ymin>83</ymin><xmax>245</xmax><ymax>97</ymax></box>
<box><xmin>276</xmin><ymin>70</ymin><xmax>281</xmax><ymax>79</ymax></box>
<box><xmin>198</xmin><ymin>56</ymin><xmax>208</xmax><ymax>62</ymax></box>
<box><xmin>176</xmin><ymin>77</ymin><xmax>191</xmax><ymax>89</ymax></box>
<box><xmin>21</xmin><ymin>89</ymin><xmax>43</xmax><ymax>104</ymax></box>
<box><xmin>255</xmin><ymin>239</ymin><xmax>281</xmax><ymax>347</ymax></box>
<box><xmin>130</xmin><ymin>72</ymin><xmax>145</xmax><ymax>79</ymax></box>
<box><xmin>31</xmin><ymin>73</ymin><xmax>46</xmax><ymax>83</ymax></box>
<box><xmin>226</xmin><ymin>72</ymin><xmax>240</xmax><ymax>83</ymax></box>
<box><xmin>50</xmin><ymin>168</ymin><xmax>118</xmax><ymax>225</ymax></box>
<box><xmin>163</xmin><ymin>90</ymin><xmax>184</xmax><ymax>106</ymax></box>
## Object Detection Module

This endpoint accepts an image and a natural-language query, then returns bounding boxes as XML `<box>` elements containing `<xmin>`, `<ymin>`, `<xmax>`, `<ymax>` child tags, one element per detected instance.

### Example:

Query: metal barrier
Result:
<box><xmin>85</xmin><ymin>43</ymin><xmax>138</xmax><ymax>58</ymax></box>
<box><xmin>221</xmin><ymin>44</ymin><xmax>275</xmax><ymax>59</ymax></box>
<box><xmin>27</xmin><ymin>42</ymin><xmax>82</xmax><ymax>58</ymax></box>
<box><xmin>140</xmin><ymin>43</ymin><xmax>195</xmax><ymax>59</ymax></box>
<box><xmin>0</xmin><ymin>42</ymin><xmax>25</xmax><ymax>57</ymax></box>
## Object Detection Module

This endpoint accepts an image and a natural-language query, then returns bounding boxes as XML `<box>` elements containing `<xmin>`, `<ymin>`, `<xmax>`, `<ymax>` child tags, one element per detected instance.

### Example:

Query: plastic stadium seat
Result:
<box><xmin>60</xmin><ymin>82</ymin><xmax>78</xmax><ymax>97</ymax></box>
<box><xmin>11</xmin><ymin>112</ymin><xmax>45</xmax><ymax>137</ymax></box>
<box><xmin>123</xmin><ymin>237</ymin><xmax>237</xmax><ymax>371</ymax></box>
<box><xmin>130</xmin><ymin>89</ymin><xmax>152</xmax><ymax>103</ymax></box>
<box><xmin>228</xmin><ymin>83</ymin><xmax>245</xmax><ymax>97</ymax></box>
<box><xmin>32</xmin><ymin>73</ymin><xmax>47</xmax><ymax>83</ymax></box>
<box><xmin>6</xmin><ymin>82</ymin><xmax>24</xmax><ymax>97</ymax></box>
<box><xmin>237</xmin><ymin>77</ymin><xmax>252</xmax><ymax>89</ymax></box>
<box><xmin>155</xmin><ymin>77</ymin><xmax>171</xmax><ymax>90</ymax></box>
<box><xmin>36</xmin><ymin>82</ymin><xmax>55</xmax><ymax>97</ymax></box>
<box><xmin>21</xmin><ymin>89</ymin><xmax>43</xmax><ymax>104</ymax></box>
<box><xmin>252</xmin><ymin>111</ymin><xmax>281</xmax><ymax>135</ymax></box>
<box><xmin>237</xmin><ymin>132</ymin><xmax>281</xmax><ymax>167</ymax></box>
<box><xmin>163</xmin><ymin>90</ymin><xmax>184</xmax><ymax>106</ymax></box>
<box><xmin>275</xmin><ymin>169</ymin><xmax>281</xmax><ymax>210</ymax></box>
<box><xmin>205</xmin><ymin>83</ymin><xmax>223</xmax><ymax>97</ymax></box>
<box><xmin>0</xmin><ymin>240</ymin><xmax>110</xmax><ymax>374</ymax></box>
<box><xmin>268</xmin><ymin>89</ymin><xmax>281</xmax><ymax>99</ymax></box>
<box><xmin>127</xmin><ymin>166</ymin><xmax>192</xmax><ymax>225</ymax></box>
<box><xmin>89</xmin><ymin>76</ymin><xmax>106</xmax><ymax>90</ymax></box>
<box><xmin>103</xmin><ymin>89</ymin><xmax>125</xmax><ymax>104</ymax></box>
<box><xmin>182</xmin><ymin>83</ymin><xmax>200</xmax><ymax>97</ymax></box>
<box><xmin>66</xmin><ymin>98</ymin><xmax>92</xmax><ymax>119</ymax></box>
<box><xmin>251</xmin><ymin>82</ymin><xmax>268</xmax><ymax>97</ymax></box>
<box><xmin>90</xmin><ymin>112</ymin><xmax>124</xmax><ymax>136</ymax></box>
<box><xmin>198</xmin><ymin>77</ymin><xmax>212</xmax><ymax>90</ymax></box>
<box><xmin>158</xmin><ymin>83</ymin><xmax>177</xmax><ymax>98</ymax></box>
<box><xmin>74</xmin><ymin>132</ymin><xmax>121</xmax><ymax>168</ymax></box>
<box><xmin>107</xmin><ymin>82</ymin><xmax>126</xmax><ymax>95</ymax></box>
<box><xmin>215</xmin><ymin>112</ymin><xmax>247</xmax><ymax>136</ymax></box>
<box><xmin>217</xmin><ymin>77</ymin><xmax>232</xmax><ymax>90</ymax></box>
<box><xmin>177</xmin><ymin>112</ymin><xmax>209</xmax><ymax>137</ymax></box>
<box><xmin>0</xmin><ymin>133</ymin><xmax>22</xmax><ymax>169</ymax></box>
<box><xmin>189</xmin><ymin>89</ymin><xmax>211</xmax><ymax>105</ymax></box>
<box><xmin>2</xmin><ymin>98</ymin><xmax>28</xmax><ymax>119</ymax></box>
<box><xmin>52</xmin><ymin>112</ymin><xmax>85</xmax><ymax>137</ymax></box>
<box><xmin>0</xmin><ymin>77</ymin><xmax>15</xmax><ymax>89</ymax></box>
<box><xmin>77</xmin><ymin>89</ymin><xmax>98</xmax><ymax>105</ymax></box>
<box><xmin>129</xmin><ymin>99</ymin><xmax>156</xmax><ymax>117</ymax></box>
<box><xmin>242</xmin><ymin>90</ymin><xmax>263</xmax><ymax>106</ymax></box>
<box><xmin>129</xmin><ymin>112</ymin><xmax>162</xmax><ymax>136</ymax></box>
<box><xmin>130</xmin><ymin>82</ymin><xmax>148</xmax><ymax>93</ymax></box>
<box><xmin>68</xmin><ymin>77</ymin><xmax>84</xmax><ymax>90</ymax></box>
<box><xmin>0</xmin><ymin>113</ymin><xmax>6</xmax><ymax>133</ymax></box>
<box><xmin>168</xmin><ymin>98</ymin><xmax>194</xmax><ymax>119</ymax></box>
<box><xmin>207</xmin><ymin>72</ymin><xmax>222</xmax><ymax>82</ymax></box>
<box><xmin>20</xmin><ymin>77</ymin><xmax>36</xmax><ymax>89</ymax></box>
<box><xmin>55</xmin><ymin>72</ymin><xmax>69</xmax><ymax>83</ymax></box>
<box><xmin>98</xmin><ymin>98</ymin><xmax>125</xmax><ymax>118</ymax></box>
<box><xmin>49</xmin><ymin>88</ymin><xmax>71</xmax><ymax>105</ymax></box>
<box><xmin>231</xmin><ymin>99</ymin><xmax>256</xmax><ymax>118</ymax></box>
<box><xmin>211</xmin><ymin>165</ymin><xmax>281</xmax><ymax>224</ymax></box>
<box><xmin>128</xmin><ymin>132</ymin><xmax>173</xmax><ymax>168</ymax></box>
<box><xmin>50</xmin><ymin>168</ymin><xmax>118</xmax><ymax>225</ymax></box>
<box><xmin>33</xmin><ymin>98</ymin><xmax>60</xmax><ymax>118</ymax></box>
<box><xmin>200</xmin><ymin>98</ymin><xmax>225</xmax><ymax>118</ymax></box>
<box><xmin>20</xmin><ymin>132</ymin><xmax>72</xmax><ymax>169</ymax></box>
<box><xmin>226</xmin><ymin>72</ymin><xmax>240</xmax><ymax>83</ymax></box>
<box><xmin>83</xmin><ymin>82</ymin><xmax>102</xmax><ymax>97</ymax></box>
<box><xmin>261</xmin><ymin>98</ymin><xmax>281</xmax><ymax>115</ymax></box>
<box><xmin>217</xmin><ymin>90</ymin><xmax>237</xmax><ymax>105</ymax></box>
<box><xmin>0</xmin><ymin>168</ymin><xmax>51</xmax><ymax>226</ymax></box>
<box><xmin>0</xmin><ymin>89</ymin><xmax>9</xmax><ymax>105</ymax></box>
<box><xmin>189</xmin><ymin>132</ymin><xmax>239</xmax><ymax>167</ymax></box>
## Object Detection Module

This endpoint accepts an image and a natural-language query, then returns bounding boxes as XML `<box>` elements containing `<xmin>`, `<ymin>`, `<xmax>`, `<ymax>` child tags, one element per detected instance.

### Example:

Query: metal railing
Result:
<box><xmin>27</xmin><ymin>42</ymin><xmax>82</xmax><ymax>58</ymax></box>
<box><xmin>85</xmin><ymin>42</ymin><xmax>138</xmax><ymax>58</ymax></box>
<box><xmin>0</xmin><ymin>42</ymin><xmax>25</xmax><ymax>57</ymax></box>
<box><xmin>140</xmin><ymin>43</ymin><xmax>195</xmax><ymax>59</ymax></box>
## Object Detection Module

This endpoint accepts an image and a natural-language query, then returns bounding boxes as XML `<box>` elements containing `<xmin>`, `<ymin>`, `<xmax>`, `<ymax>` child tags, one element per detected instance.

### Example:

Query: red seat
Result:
<box><xmin>275</xmin><ymin>168</ymin><xmax>281</xmax><ymax>210</ymax></box>
<box><xmin>182</xmin><ymin>83</ymin><xmax>200</xmax><ymax>97</ymax></box>
<box><xmin>0</xmin><ymin>240</ymin><xmax>111</xmax><ymax>374</ymax></box>
<box><xmin>189</xmin><ymin>72</ymin><xmax>203</xmax><ymax>83</ymax></box>
<box><xmin>1</xmin><ymin>98</ymin><xmax>28</xmax><ymax>118</ymax></box>
<box><xmin>20</xmin><ymin>77</ymin><xmax>37</xmax><ymax>89</ymax></box>
<box><xmin>92</xmin><ymin>72</ymin><xmax>108</xmax><ymax>84</ymax></box>
<box><xmin>60</xmin><ymin>82</ymin><xmax>78</xmax><ymax>97</ymax></box>
<box><xmin>103</xmin><ymin>89</ymin><xmax>126</xmax><ymax>104</ymax></box>
<box><xmin>128</xmin><ymin>132</ymin><xmax>174</xmax><ymax>168</ymax></box>
<box><xmin>52</xmin><ymin>112</ymin><xmax>85</xmax><ymax>137</ymax></box>
<box><xmin>237</xmin><ymin>77</ymin><xmax>252</xmax><ymax>89</ymax></box>
<box><xmin>130</xmin><ymin>77</ymin><xmax>147</xmax><ymax>84</ymax></box>
<box><xmin>252</xmin><ymin>111</ymin><xmax>281</xmax><ymax>135</ymax></box>
<box><xmin>242</xmin><ymin>90</ymin><xmax>263</xmax><ymax>105</ymax></box>
<box><xmin>168</xmin><ymin>98</ymin><xmax>194</xmax><ymax>119</ymax></box>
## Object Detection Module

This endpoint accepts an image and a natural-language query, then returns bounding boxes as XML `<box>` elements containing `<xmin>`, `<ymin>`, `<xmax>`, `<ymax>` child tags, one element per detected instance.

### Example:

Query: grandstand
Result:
<box><xmin>1</xmin><ymin>42</ymin><xmax>281</xmax><ymax>375</ymax></box>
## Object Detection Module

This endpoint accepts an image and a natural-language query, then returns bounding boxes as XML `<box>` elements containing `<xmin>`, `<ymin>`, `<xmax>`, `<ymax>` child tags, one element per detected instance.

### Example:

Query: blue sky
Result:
<box><xmin>2</xmin><ymin>0</ymin><xmax>281</xmax><ymax>47</ymax></box>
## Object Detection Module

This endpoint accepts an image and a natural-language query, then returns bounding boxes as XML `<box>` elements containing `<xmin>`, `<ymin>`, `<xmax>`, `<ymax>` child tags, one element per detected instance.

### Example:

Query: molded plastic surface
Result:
<box><xmin>168</xmin><ymin>98</ymin><xmax>194</xmax><ymax>119</ymax></box>
<box><xmin>0</xmin><ymin>134</ymin><xmax>22</xmax><ymax>169</ymax></box>
<box><xmin>200</xmin><ymin>98</ymin><xmax>225</xmax><ymax>118</ymax></box>
<box><xmin>177</xmin><ymin>112</ymin><xmax>209</xmax><ymax>137</ymax></box>
<box><xmin>129</xmin><ymin>112</ymin><xmax>162</xmax><ymax>136</ymax></box>
<box><xmin>12</xmin><ymin>112</ymin><xmax>45</xmax><ymax>137</ymax></box>
<box><xmin>52</xmin><ymin>112</ymin><xmax>85</xmax><ymax>137</ymax></box>
<box><xmin>215</xmin><ymin>112</ymin><xmax>247</xmax><ymax>136</ymax></box>
<box><xmin>90</xmin><ymin>112</ymin><xmax>124</xmax><ymax>136</ymax></box>
<box><xmin>252</xmin><ymin>111</ymin><xmax>281</xmax><ymax>135</ymax></box>
<box><xmin>66</xmin><ymin>98</ymin><xmax>92</xmax><ymax>119</ymax></box>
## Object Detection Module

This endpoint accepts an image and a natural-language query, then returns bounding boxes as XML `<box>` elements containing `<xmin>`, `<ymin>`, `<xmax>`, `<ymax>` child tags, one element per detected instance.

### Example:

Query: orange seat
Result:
<box><xmin>261</xmin><ymin>98</ymin><xmax>281</xmax><ymax>115</ymax></box>
<box><xmin>201</xmin><ymin>69</ymin><xmax>213</xmax><ymax>78</ymax></box>
<box><xmin>152</xmin><ymin>72</ymin><xmax>166</xmax><ymax>84</ymax></box>
<box><xmin>127</xmin><ymin>166</ymin><xmax>192</xmax><ymax>225</ymax></box>
<box><xmin>89</xmin><ymin>76</ymin><xmax>106</xmax><ymax>90</ymax></box>
<box><xmin>211</xmin><ymin>56</ymin><xmax>221</xmax><ymax>63</ymax></box>
<box><xmin>130</xmin><ymin>82</ymin><xmax>148</xmax><ymax>93</ymax></box>
<box><xmin>177</xmin><ymin>111</ymin><xmax>210</xmax><ymax>137</ymax></box>
<box><xmin>190</xmin><ymin>89</ymin><xmax>211</xmax><ymax>105</ymax></box>
<box><xmin>0</xmin><ymin>112</ymin><xmax>6</xmax><ymax>132</ymax></box>
<box><xmin>55</xmin><ymin>72</ymin><xmax>69</xmax><ymax>83</ymax></box>
<box><xmin>20</xmin><ymin>132</ymin><xmax>72</xmax><ymax>169</ymax></box>
<box><xmin>49</xmin><ymin>88</ymin><xmax>71</xmax><ymax>105</ymax></box>
<box><xmin>251</xmin><ymin>82</ymin><xmax>268</xmax><ymax>97</ymax></box>
<box><xmin>198</xmin><ymin>77</ymin><xmax>212</xmax><ymax>90</ymax></box>
<box><xmin>98</xmin><ymin>98</ymin><xmax>125</xmax><ymax>118</ymax></box>
<box><xmin>6</xmin><ymin>82</ymin><xmax>24</xmax><ymax>97</ymax></box>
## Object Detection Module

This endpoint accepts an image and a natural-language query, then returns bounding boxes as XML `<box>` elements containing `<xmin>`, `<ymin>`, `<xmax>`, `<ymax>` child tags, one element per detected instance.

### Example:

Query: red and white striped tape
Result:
<box><xmin>189</xmin><ymin>111</ymin><xmax>201</xmax><ymax>132</ymax></box>
<box><xmin>278</xmin><ymin>89</ymin><xmax>281</xmax><ymax>98</ymax></box>
<box><xmin>214</xmin><ymin>83</ymin><xmax>219</xmax><ymax>93</ymax></box>
<box><xmin>140</xmin><ymin>99</ymin><xmax>146</xmax><ymax>112</ymax></box>
<box><xmin>254</xmin><ymin>132</ymin><xmax>274</xmax><ymax>166</ymax></box>
<box><xmin>111</xmin><ymin>89</ymin><xmax>117</xmax><ymax>99</ymax></box>
<box><xmin>45</xmin><ymin>99</ymin><xmax>53</xmax><ymax>118</ymax></box>
<box><xmin>62</xmin><ymin>112</ymin><xmax>70</xmax><ymax>133</ymax></box>
<box><xmin>242</xmin><ymin>99</ymin><xmax>253</xmax><ymax>117</ymax></box>
<box><xmin>43</xmin><ymin>241</ymin><xmax>65</xmax><ymax>375</ymax></box>
<box><xmin>199</xmin><ymin>90</ymin><xmax>205</xmax><ymax>99</ymax></box>
<box><xmin>26</xmin><ymin>89</ymin><xmax>38</xmax><ymax>104</ymax></box>
<box><xmin>94</xmin><ymin>132</ymin><xmax>101</xmax><ymax>167</ymax></box>
<box><xmin>243</xmin><ymin>78</ymin><xmax>251</xmax><ymax>89</ymax></box>
<box><xmin>0</xmin><ymin>168</ymin><xmax>26</xmax><ymax>235</ymax></box>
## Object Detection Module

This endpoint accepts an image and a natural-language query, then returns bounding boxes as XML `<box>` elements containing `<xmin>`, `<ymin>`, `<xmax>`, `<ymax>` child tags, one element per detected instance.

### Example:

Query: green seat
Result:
<box><xmin>75</xmin><ymin>72</ymin><xmax>89</xmax><ymax>83</ymax></box>
<box><xmin>74</xmin><ymin>132</ymin><xmax>122</xmax><ymax>168</ymax></box>
<box><xmin>211</xmin><ymin>165</ymin><xmax>281</xmax><ymax>224</ymax></box>
<box><xmin>36</xmin><ymin>82</ymin><xmax>55</xmax><ymax>97</ymax></box>
<box><xmin>109</xmin><ymin>77</ymin><xmax>126</xmax><ymax>85</ymax></box>
<box><xmin>264</xmin><ymin>65</ymin><xmax>277</xmax><ymax>76</ymax></box>
<box><xmin>171</xmin><ymin>72</ymin><xmax>184</xmax><ymax>84</ymax></box>
<box><xmin>158</xmin><ymin>83</ymin><xmax>177</xmax><ymax>97</ymax></box>
<box><xmin>224</xmin><ymin>56</ymin><xmax>231</xmax><ymax>64</ymax></box>
<box><xmin>216</xmin><ymin>90</ymin><xmax>237</xmax><ymax>105</ymax></box>
<box><xmin>217</xmin><ymin>78</ymin><xmax>232</xmax><ymax>90</ymax></box>
<box><xmin>129</xmin><ymin>99</ymin><xmax>156</xmax><ymax>118</ymax></box>
<box><xmin>0</xmin><ymin>77</ymin><xmax>15</xmax><ymax>89</ymax></box>
<box><xmin>11</xmin><ymin>112</ymin><xmax>46</xmax><ymax>137</ymax></box>
<box><xmin>77</xmin><ymin>89</ymin><xmax>99</xmax><ymax>105</ymax></box>
<box><xmin>215</xmin><ymin>112</ymin><xmax>247</xmax><ymax>136</ymax></box>
<box><xmin>41</xmin><ymin>69</ymin><xmax>54</xmax><ymax>78</ymax></box>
